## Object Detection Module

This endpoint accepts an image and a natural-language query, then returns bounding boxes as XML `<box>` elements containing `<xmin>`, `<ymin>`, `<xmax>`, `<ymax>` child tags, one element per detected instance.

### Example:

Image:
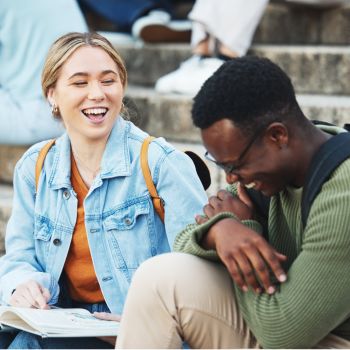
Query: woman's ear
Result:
<box><xmin>47</xmin><ymin>88</ymin><xmax>55</xmax><ymax>107</ymax></box>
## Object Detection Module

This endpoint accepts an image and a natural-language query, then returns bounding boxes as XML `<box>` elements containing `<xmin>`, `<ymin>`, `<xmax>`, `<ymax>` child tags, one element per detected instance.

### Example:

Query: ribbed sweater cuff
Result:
<box><xmin>194</xmin><ymin>213</ymin><xmax>263</xmax><ymax>240</ymax></box>
<box><xmin>242</xmin><ymin>219</ymin><xmax>263</xmax><ymax>235</ymax></box>
<box><xmin>179</xmin><ymin>212</ymin><xmax>263</xmax><ymax>260</ymax></box>
<box><xmin>191</xmin><ymin>212</ymin><xmax>237</xmax><ymax>259</ymax></box>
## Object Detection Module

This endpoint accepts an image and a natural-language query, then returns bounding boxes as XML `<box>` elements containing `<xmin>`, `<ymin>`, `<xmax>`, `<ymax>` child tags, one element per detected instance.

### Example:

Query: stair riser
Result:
<box><xmin>251</xmin><ymin>48</ymin><xmax>350</xmax><ymax>95</ymax></box>
<box><xmin>0</xmin><ymin>206</ymin><xmax>11</xmax><ymax>253</ymax></box>
<box><xmin>0</xmin><ymin>146</ymin><xmax>29</xmax><ymax>184</ymax></box>
<box><xmin>1</xmin><ymin>94</ymin><xmax>349</xmax><ymax>184</ymax></box>
<box><xmin>128</xmin><ymin>94</ymin><xmax>350</xmax><ymax>142</ymax></box>
<box><xmin>116</xmin><ymin>45</ymin><xmax>350</xmax><ymax>95</ymax></box>
<box><xmin>255</xmin><ymin>3</ymin><xmax>350</xmax><ymax>45</ymax></box>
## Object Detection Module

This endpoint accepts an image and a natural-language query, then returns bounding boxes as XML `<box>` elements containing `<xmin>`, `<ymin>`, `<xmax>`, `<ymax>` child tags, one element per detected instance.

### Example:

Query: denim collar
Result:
<box><xmin>49</xmin><ymin>116</ymin><xmax>131</xmax><ymax>190</ymax></box>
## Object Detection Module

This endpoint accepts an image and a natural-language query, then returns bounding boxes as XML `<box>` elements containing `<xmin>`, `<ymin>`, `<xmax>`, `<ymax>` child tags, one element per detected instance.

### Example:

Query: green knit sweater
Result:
<box><xmin>174</xmin><ymin>126</ymin><xmax>350</xmax><ymax>348</ymax></box>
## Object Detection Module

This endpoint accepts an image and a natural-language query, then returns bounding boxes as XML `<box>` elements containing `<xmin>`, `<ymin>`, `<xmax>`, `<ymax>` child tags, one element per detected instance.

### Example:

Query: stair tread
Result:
<box><xmin>104</xmin><ymin>35</ymin><xmax>350</xmax><ymax>52</ymax></box>
<box><xmin>0</xmin><ymin>185</ymin><xmax>13</xmax><ymax>205</ymax></box>
<box><xmin>127</xmin><ymin>85</ymin><xmax>350</xmax><ymax>105</ymax></box>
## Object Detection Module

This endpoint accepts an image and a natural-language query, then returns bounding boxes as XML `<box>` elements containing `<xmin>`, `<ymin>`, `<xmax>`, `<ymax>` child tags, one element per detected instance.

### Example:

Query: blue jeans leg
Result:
<box><xmin>8</xmin><ymin>331</ymin><xmax>113</xmax><ymax>349</ymax></box>
<box><xmin>8</xmin><ymin>331</ymin><xmax>42</xmax><ymax>349</ymax></box>
<box><xmin>0</xmin><ymin>331</ymin><xmax>17</xmax><ymax>349</ymax></box>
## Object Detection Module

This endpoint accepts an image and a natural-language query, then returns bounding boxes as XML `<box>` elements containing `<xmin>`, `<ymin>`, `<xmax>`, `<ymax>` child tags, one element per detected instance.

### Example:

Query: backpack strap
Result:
<box><xmin>141</xmin><ymin>136</ymin><xmax>165</xmax><ymax>222</ymax></box>
<box><xmin>246</xmin><ymin>132</ymin><xmax>350</xmax><ymax>232</ymax></box>
<box><xmin>35</xmin><ymin>139</ymin><xmax>56</xmax><ymax>192</ymax></box>
<box><xmin>246</xmin><ymin>188</ymin><xmax>270</xmax><ymax>239</ymax></box>
<box><xmin>301</xmin><ymin>132</ymin><xmax>350</xmax><ymax>228</ymax></box>
<box><xmin>36</xmin><ymin>137</ymin><xmax>165</xmax><ymax>221</ymax></box>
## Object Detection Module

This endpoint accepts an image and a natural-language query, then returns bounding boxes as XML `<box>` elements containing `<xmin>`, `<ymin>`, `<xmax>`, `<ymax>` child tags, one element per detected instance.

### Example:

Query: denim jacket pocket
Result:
<box><xmin>33</xmin><ymin>215</ymin><xmax>56</xmax><ymax>266</ymax></box>
<box><xmin>34</xmin><ymin>215</ymin><xmax>54</xmax><ymax>241</ymax></box>
<box><xmin>104</xmin><ymin>201</ymin><xmax>149</xmax><ymax>231</ymax></box>
<box><xmin>103</xmin><ymin>199</ymin><xmax>156</xmax><ymax>271</ymax></box>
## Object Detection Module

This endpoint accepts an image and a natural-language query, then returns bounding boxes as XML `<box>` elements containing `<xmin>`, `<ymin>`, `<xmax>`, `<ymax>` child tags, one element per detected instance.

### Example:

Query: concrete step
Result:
<box><xmin>1</xmin><ymin>89</ymin><xmax>350</xmax><ymax>184</ymax></box>
<box><xmin>0</xmin><ymin>185</ymin><xmax>13</xmax><ymax>255</ymax></box>
<box><xmin>125</xmin><ymin>86</ymin><xmax>350</xmax><ymax>142</ymax></box>
<box><xmin>107</xmin><ymin>39</ymin><xmax>350</xmax><ymax>95</ymax></box>
<box><xmin>0</xmin><ymin>145</ymin><xmax>29</xmax><ymax>184</ymax></box>
<box><xmin>251</xmin><ymin>45</ymin><xmax>350</xmax><ymax>95</ymax></box>
<box><xmin>255</xmin><ymin>2</ymin><xmax>350</xmax><ymax>45</ymax></box>
<box><xmin>171</xmin><ymin>142</ymin><xmax>226</xmax><ymax>196</ymax></box>
<box><xmin>97</xmin><ymin>3</ymin><xmax>350</xmax><ymax>45</ymax></box>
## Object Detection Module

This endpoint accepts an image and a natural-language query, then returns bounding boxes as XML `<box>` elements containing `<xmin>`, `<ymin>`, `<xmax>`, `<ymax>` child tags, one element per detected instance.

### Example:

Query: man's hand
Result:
<box><xmin>194</xmin><ymin>185</ymin><xmax>286</xmax><ymax>293</ymax></box>
<box><xmin>203</xmin><ymin>218</ymin><xmax>287</xmax><ymax>294</ymax></box>
<box><xmin>196</xmin><ymin>185</ymin><xmax>255</xmax><ymax>225</ymax></box>
<box><xmin>9</xmin><ymin>280</ymin><xmax>50</xmax><ymax>309</ymax></box>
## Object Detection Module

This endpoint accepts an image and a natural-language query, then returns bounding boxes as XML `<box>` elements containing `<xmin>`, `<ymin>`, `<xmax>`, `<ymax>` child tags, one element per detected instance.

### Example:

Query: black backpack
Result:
<box><xmin>247</xmin><ymin>121</ymin><xmax>350</xmax><ymax>236</ymax></box>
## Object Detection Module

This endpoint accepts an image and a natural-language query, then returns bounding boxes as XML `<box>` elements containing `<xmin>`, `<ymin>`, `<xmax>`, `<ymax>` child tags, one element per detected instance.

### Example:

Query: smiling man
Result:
<box><xmin>116</xmin><ymin>56</ymin><xmax>350</xmax><ymax>349</ymax></box>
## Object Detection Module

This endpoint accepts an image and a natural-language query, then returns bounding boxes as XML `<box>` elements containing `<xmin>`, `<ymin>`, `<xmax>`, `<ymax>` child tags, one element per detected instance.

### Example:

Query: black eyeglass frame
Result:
<box><xmin>204</xmin><ymin>127</ymin><xmax>265</xmax><ymax>174</ymax></box>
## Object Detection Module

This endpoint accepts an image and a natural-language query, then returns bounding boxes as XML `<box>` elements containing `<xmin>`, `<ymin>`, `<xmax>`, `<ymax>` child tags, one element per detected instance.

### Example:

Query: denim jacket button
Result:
<box><xmin>53</xmin><ymin>238</ymin><xmax>61</xmax><ymax>246</ymax></box>
<box><xmin>124</xmin><ymin>218</ymin><xmax>132</xmax><ymax>226</ymax></box>
<box><xmin>63</xmin><ymin>190</ymin><xmax>70</xmax><ymax>200</ymax></box>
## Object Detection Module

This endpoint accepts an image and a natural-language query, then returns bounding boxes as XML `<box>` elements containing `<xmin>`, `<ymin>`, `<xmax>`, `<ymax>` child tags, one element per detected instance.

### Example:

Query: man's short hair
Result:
<box><xmin>192</xmin><ymin>56</ymin><xmax>305</xmax><ymax>135</ymax></box>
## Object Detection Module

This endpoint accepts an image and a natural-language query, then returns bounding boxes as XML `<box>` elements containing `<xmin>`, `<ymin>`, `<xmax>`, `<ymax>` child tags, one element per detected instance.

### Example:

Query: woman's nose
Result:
<box><xmin>88</xmin><ymin>82</ymin><xmax>104</xmax><ymax>101</ymax></box>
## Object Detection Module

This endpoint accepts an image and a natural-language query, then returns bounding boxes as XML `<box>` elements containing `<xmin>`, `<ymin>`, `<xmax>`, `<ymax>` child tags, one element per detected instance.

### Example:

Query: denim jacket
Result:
<box><xmin>0</xmin><ymin>117</ymin><xmax>207</xmax><ymax>314</ymax></box>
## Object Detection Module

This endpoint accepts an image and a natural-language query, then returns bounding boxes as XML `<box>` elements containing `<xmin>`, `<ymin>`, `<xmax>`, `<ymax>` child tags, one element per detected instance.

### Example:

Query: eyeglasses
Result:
<box><xmin>204</xmin><ymin>127</ymin><xmax>264</xmax><ymax>174</ymax></box>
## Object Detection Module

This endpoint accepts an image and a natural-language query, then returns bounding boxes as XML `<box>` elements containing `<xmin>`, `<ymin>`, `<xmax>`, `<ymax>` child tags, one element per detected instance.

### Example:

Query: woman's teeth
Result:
<box><xmin>82</xmin><ymin>107</ymin><xmax>108</xmax><ymax>118</ymax></box>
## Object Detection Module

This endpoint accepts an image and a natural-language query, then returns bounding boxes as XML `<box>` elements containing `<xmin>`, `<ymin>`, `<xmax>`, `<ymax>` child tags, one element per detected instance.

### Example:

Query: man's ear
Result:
<box><xmin>265</xmin><ymin>122</ymin><xmax>289</xmax><ymax>148</ymax></box>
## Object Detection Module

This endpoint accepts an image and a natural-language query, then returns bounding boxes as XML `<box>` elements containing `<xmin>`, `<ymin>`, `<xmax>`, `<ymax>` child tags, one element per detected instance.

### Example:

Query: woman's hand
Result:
<box><xmin>9</xmin><ymin>280</ymin><xmax>50</xmax><ymax>309</ymax></box>
<box><xmin>94</xmin><ymin>312</ymin><xmax>121</xmax><ymax>346</ymax></box>
<box><xmin>93</xmin><ymin>312</ymin><xmax>121</xmax><ymax>322</ymax></box>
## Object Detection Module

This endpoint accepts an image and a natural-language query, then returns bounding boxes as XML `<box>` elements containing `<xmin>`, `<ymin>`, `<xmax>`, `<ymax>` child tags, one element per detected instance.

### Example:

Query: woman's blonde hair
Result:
<box><xmin>41</xmin><ymin>32</ymin><xmax>127</xmax><ymax>118</ymax></box>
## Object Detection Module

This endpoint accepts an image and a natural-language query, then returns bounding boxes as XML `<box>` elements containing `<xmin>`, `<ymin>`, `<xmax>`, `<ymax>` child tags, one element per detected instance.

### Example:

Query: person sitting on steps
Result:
<box><xmin>116</xmin><ymin>56</ymin><xmax>350</xmax><ymax>349</ymax></box>
<box><xmin>154</xmin><ymin>0</ymin><xmax>268</xmax><ymax>96</ymax></box>
<box><xmin>0</xmin><ymin>32</ymin><xmax>207</xmax><ymax>349</ymax></box>
<box><xmin>0</xmin><ymin>0</ymin><xmax>87</xmax><ymax>145</ymax></box>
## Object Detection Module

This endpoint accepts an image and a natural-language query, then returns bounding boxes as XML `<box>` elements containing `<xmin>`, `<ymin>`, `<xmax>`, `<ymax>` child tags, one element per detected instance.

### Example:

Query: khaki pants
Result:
<box><xmin>116</xmin><ymin>253</ymin><xmax>350</xmax><ymax>349</ymax></box>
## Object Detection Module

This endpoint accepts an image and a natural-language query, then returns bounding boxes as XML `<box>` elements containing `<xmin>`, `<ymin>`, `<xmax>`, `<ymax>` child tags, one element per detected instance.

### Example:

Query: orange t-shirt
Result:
<box><xmin>63</xmin><ymin>157</ymin><xmax>104</xmax><ymax>303</ymax></box>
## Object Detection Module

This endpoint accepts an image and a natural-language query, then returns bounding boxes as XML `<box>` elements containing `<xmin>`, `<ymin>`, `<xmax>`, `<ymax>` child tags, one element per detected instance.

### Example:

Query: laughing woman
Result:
<box><xmin>0</xmin><ymin>32</ymin><xmax>207</xmax><ymax>349</ymax></box>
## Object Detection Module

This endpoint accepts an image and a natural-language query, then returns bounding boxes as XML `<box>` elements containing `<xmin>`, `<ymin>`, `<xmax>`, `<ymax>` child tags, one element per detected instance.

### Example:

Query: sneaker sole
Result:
<box><xmin>139</xmin><ymin>25</ymin><xmax>191</xmax><ymax>43</ymax></box>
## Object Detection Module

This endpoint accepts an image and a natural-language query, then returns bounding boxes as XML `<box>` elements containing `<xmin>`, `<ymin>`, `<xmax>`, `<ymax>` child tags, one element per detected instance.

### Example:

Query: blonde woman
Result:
<box><xmin>0</xmin><ymin>32</ymin><xmax>207</xmax><ymax>349</ymax></box>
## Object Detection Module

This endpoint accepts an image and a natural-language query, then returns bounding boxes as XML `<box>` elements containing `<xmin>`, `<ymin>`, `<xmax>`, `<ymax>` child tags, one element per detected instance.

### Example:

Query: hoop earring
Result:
<box><xmin>51</xmin><ymin>104</ymin><xmax>59</xmax><ymax>116</ymax></box>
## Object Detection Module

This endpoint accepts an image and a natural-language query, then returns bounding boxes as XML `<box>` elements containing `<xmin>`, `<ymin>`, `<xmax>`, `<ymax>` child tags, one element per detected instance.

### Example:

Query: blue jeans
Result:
<box><xmin>78</xmin><ymin>0</ymin><xmax>173</xmax><ymax>32</ymax></box>
<box><xmin>1</xmin><ymin>301</ymin><xmax>114</xmax><ymax>349</ymax></box>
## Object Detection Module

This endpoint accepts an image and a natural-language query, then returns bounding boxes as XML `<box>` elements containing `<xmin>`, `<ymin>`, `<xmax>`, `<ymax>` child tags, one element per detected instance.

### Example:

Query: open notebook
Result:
<box><xmin>0</xmin><ymin>306</ymin><xmax>119</xmax><ymax>338</ymax></box>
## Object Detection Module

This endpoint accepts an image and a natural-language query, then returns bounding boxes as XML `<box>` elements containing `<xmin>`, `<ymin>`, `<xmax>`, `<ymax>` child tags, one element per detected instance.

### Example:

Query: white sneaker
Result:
<box><xmin>98</xmin><ymin>31</ymin><xmax>136</xmax><ymax>46</ymax></box>
<box><xmin>132</xmin><ymin>10</ymin><xmax>191</xmax><ymax>43</ymax></box>
<box><xmin>155</xmin><ymin>55</ymin><xmax>224</xmax><ymax>96</ymax></box>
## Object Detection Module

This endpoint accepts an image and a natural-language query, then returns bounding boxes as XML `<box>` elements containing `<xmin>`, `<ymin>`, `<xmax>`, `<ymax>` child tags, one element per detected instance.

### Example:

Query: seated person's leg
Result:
<box><xmin>0</xmin><ymin>89</ymin><xmax>64</xmax><ymax>145</ymax></box>
<box><xmin>41</xmin><ymin>336</ymin><xmax>113</xmax><ymax>349</ymax></box>
<box><xmin>8</xmin><ymin>331</ymin><xmax>113</xmax><ymax>349</ymax></box>
<box><xmin>6</xmin><ymin>306</ymin><xmax>113</xmax><ymax>349</ymax></box>
<box><xmin>0</xmin><ymin>331</ymin><xmax>17</xmax><ymax>349</ymax></box>
<box><xmin>117</xmin><ymin>252</ymin><xmax>259</xmax><ymax>348</ymax></box>
<box><xmin>8</xmin><ymin>331</ymin><xmax>42</xmax><ymax>349</ymax></box>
